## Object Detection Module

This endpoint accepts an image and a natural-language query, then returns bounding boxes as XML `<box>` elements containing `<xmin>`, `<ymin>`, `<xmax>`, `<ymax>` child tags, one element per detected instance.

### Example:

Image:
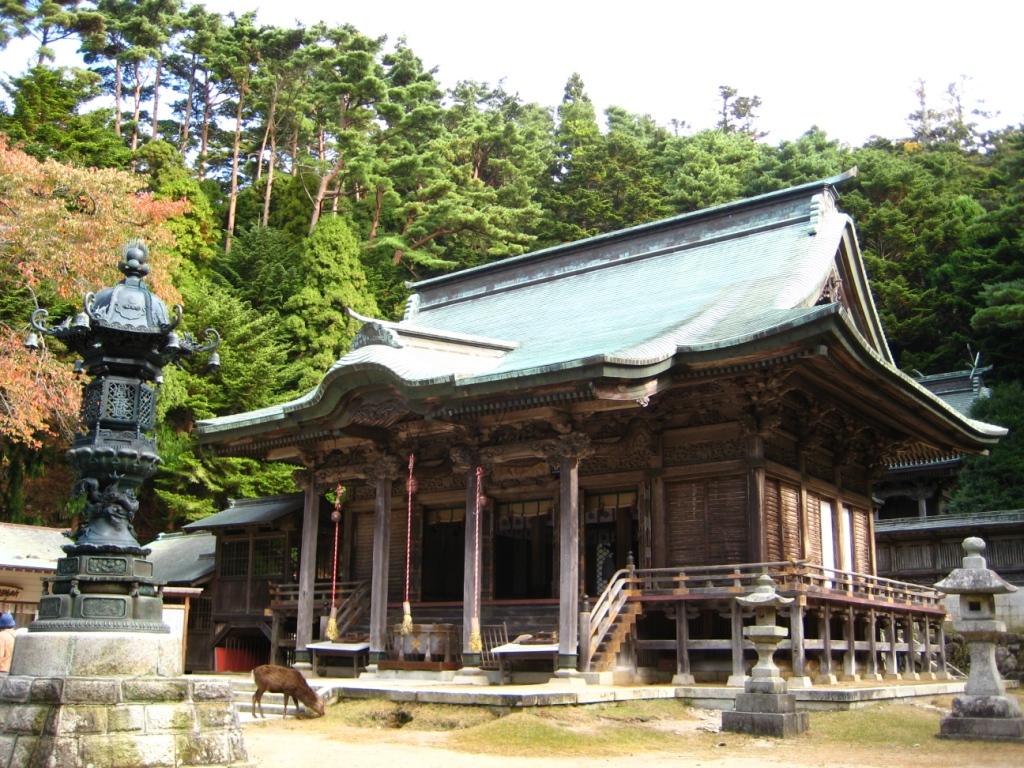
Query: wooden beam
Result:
<box><xmin>727</xmin><ymin>600</ymin><xmax>746</xmax><ymax>687</ymax></box>
<box><xmin>789</xmin><ymin>598</ymin><xmax>810</xmax><ymax>687</ymax></box>
<box><xmin>747</xmin><ymin>434</ymin><xmax>766</xmax><ymax>562</ymax></box>
<box><xmin>463</xmin><ymin>465</ymin><xmax>482</xmax><ymax>663</ymax></box>
<box><xmin>295</xmin><ymin>479</ymin><xmax>320</xmax><ymax>653</ymax></box>
<box><xmin>674</xmin><ymin>602</ymin><xmax>694</xmax><ymax>684</ymax></box>
<box><xmin>367</xmin><ymin>456</ymin><xmax>399</xmax><ymax>661</ymax></box>
<box><xmin>558</xmin><ymin>453</ymin><xmax>581</xmax><ymax>667</ymax></box>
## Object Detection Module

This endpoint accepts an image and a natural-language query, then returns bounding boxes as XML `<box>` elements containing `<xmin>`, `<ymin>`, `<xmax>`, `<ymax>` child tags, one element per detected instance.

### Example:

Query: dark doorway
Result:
<box><xmin>584</xmin><ymin>490</ymin><xmax>638</xmax><ymax>596</ymax></box>
<box><xmin>421</xmin><ymin>507</ymin><xmax>464</xmax><ymax>601</ymax></box>
<box><xmin>494</xmin><ymin>498</ymin><xmax>554</xmax><ymax>599</ymax></box>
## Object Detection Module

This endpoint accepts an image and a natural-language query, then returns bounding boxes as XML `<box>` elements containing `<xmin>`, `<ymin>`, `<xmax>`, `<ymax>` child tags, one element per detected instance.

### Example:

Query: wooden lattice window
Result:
<box><xmin>252</xmin><ymin>536</ymin><xmax>286</xmax><ymax>577</ymax></box>
<box><xmin>220</xmin><ymin>539</ymin><xmax>248</xmax><ymax>577</ymax></box>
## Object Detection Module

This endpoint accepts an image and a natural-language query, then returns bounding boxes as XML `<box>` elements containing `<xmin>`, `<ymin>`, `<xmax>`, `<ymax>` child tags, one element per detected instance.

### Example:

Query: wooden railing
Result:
<box><xmin>268</xmin><ymin>580</ymin><xmax>369</xmax><ymax>638</ymax></box>
<box><xmin>627</xmin><ymin>561</ymin><xmax>944</xmax><ymax>608</ymax></box>
<box><xmin>579</xmin><ymin>560</ymin><xmax>944</xmax><ymax>673</ymax></box>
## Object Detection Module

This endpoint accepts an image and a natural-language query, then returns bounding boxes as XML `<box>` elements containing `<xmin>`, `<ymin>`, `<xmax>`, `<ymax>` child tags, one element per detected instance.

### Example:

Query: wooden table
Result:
<box><xmin>490</xmin><ymin>642</ymin><xmax>560</xmax><ymax>684</ymax></box>
<box><xmin>306</xmin><ymin>641</ymin><xmax>370</xmax><ymax>677</ymax></box>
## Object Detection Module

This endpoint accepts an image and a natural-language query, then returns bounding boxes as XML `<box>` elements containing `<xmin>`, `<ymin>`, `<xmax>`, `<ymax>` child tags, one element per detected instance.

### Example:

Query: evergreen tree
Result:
<box><xmin>948</xmin><ymin>382</ymin><xmax>1024</xmax><ymax>514</ymax></box>
<box><xmin>281</xmin><ymin>215</ymin><xmax>380</xmax><ymax>391</ymax></box>
<box><xmin>0</xmin><ymin>64</ymin><xmax>127</xmax><ymax>167</ymax></box>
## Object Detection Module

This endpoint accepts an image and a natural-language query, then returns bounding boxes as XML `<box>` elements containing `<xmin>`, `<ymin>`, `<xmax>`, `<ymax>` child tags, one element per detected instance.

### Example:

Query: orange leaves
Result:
<box><xmin>0</xmin><ymin>136</ymin><xmax>186</xmax><ymax>305</ymax></box>
<box><xmin>0</xmin><ymin>325</ymin><xmax>81</xmax><ymax>449</ymax></box>
<box><xmin>0</xmin><ymin>137</ymin><xmax>188</xmax><ymax>449</ymax></box>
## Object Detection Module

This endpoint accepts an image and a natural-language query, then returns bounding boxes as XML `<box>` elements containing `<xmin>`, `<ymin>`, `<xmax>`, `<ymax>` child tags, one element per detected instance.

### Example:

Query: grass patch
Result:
<box><xmin>449</xmin><ymin>709</ymin><xmax>691</xmax><ymax>757</ymax></box>
<box><xmin>324</xmin><ymin>699</ymin><xmax>500</xmax><ymax>730</ymax></box>
<box><xmin>809</xmin><ymin>704</ymin><xmax>937</xmax><ymax>747</ymax></box>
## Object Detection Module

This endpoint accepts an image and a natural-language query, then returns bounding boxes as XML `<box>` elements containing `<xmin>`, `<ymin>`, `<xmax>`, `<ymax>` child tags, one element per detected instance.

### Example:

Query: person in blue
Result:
<box><xmin>0</xmin><ymin>612</ymin><xmax>15</xmax><ymax>673</ymax></box>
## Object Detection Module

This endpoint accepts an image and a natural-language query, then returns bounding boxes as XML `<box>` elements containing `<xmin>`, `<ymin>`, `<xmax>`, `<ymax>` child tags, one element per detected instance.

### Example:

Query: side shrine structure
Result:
<box><xmin>195</xmin><ymin>172</ymin><xmax>1005</xmax><ymax>684</ymax></box>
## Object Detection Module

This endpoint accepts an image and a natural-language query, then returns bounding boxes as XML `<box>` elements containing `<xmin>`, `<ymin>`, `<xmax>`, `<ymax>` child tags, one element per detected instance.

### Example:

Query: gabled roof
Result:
<box><xmin>916</xmin><ymin>367</ymin><xmax>992</xmax><ymax>416</ymax></box>
<box><xmin>183</xmin><ymin>494</ymin><xmax>303</xmax><ymax>530</ymax></box>
<box><xmin>0</xmin><ymin>522</ymin><xmax>67</xmax><ymax>572</ymax></box>
<box><xmin>196</xmin><ymin>172</ymin><xmax>1004</xmax><ymax>451</ymax></box>
<box><xmin>145</xmin><ymin>531</ymin><xmax>216</xmax><ymax>584</ymax></box>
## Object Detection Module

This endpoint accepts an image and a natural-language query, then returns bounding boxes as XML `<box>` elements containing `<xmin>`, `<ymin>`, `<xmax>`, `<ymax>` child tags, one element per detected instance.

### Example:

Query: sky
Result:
<box><xmin>2</xmin><ymin>0</ymin><xmax>1022</xmax><ymax>146</ymax></box>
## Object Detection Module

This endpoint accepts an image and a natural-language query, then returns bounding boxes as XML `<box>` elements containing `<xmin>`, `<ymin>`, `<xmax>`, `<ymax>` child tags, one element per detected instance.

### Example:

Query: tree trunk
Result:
<box><xmin>309</xmin><ymin>163</ymin><xmax>342</xmax><ymax>233</ymax></box>
<box><xmin>130</xmin><ymin>62</ymin><xmax>144</xmax><ymax>154</ymax></box>
<box><xmin>198</xmin><ymin>73</ymin><xmax>212</xmax><ymax>179</ymax></box>
<box><xmin>151</xmin><ymin>56</ymin><xmax>162</xmax><ymax>141</ymax></box>
<box><xmin>369</xmin><ymin>186</ymin><xmax>384</xmax><ymax>240</ymax></box>
<box><xmin>256</xmin><ymin>88</ymin><xmax>278</xmax><ymax>183</ymax></box>
<box><xmin>179</xmin><ymin>55</ymin><xmax>197</xmax><ymax>152</ymax></box>
<box><xmin>225</xmin><ymin>87</ymin><xmax>247</xmax><ymax>253</ymax></box>
<box><xmin>114</xmin><ymin>60</ymin><xmax>123</xmax><ymax>138</ymax></box>
<box><xmin>261</xmin><ymin>131</ymin><xmax>276</xmax><ymax>227</ymax></box>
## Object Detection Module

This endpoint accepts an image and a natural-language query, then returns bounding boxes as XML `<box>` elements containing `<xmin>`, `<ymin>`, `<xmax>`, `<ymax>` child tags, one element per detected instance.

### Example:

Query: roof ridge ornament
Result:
<box><xmin>351</xmin><ymin>320</ymin><xmax>403</xmax><ymax>351</ymax></box>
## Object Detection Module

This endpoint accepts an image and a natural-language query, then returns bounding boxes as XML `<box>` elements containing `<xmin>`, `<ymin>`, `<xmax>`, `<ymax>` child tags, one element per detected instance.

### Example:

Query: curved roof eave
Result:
<box><xmin>196</xmin><ymin>302</ymin><xmax>1002</xmax><ymax>451</ymax></box>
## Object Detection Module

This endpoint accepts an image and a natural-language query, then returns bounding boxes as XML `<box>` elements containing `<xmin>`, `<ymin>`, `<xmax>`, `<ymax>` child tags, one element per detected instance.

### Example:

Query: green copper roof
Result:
<box><xmin>196</xmin><ymin>173</ymin><xmax>1003</xmax><ymax>446</ymax></box>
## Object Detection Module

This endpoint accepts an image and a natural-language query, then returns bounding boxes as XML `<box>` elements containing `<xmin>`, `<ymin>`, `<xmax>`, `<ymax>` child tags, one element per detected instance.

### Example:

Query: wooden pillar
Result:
<box><xmin>788</xmin><ymin>597</ymin><xmax>811</xmax><ymax>687</ymax></box>
<box><xmin>367</xmin><ymin>456</ymin><xmax>399</xmax><ymax>663</ymax></box>
<box><xmin>884</xmin><ymin>611</ymin><xmax>901</xmax><ymax>680</ymax></box>
<box><xmin>816</xmin><ymin>604</ymin><xmax>837</xmax><ymax>684</ymax></box>
<box><xmin>462</xmin><ymin>465</ymin><xmax>483</xmax><ymax>665</ymax></box>
<box><xmin>921</xmin><ymin>616</ymin><xmax>936</xmax><ymax>679</ymax></box>
<box><xmin>550</xmin><ymin>434</ymin><xmax>591</xmax><ymax>670</ymax></box>
<box><xmin>727</xmin><ymin>600</ymin><xmax>747</xmax><ymax>686</ymax></box>
<box><xmin>341</xmin><ymin>504</ymin><xmax>355</xmax><ymax>580</ymax></box>
<box><xmin>558</xmin><ymin>453</ymin><xmax>581</xmax><ymax>667</ymax></box>
<box><xmin>652</xmin><ymin>476</ymin><xmax>667</xmax><ymax>568</ymax></box>
<box><xmin>673</xmin><ymin>602</ymin><xmax>694</xmax><ymax>685</ymax></box>
<box><xmin>903</xmin><ymin>613</ymin><xmax>920</xmax><ymax>679</ymax></box>
<box><xmin>841</xmin><ymin>606</ymin><xmax>859</xmax><ymax>681</ymax></box>
<box><xmin>746</xmin><ymin>434</ymin><xmax>766</xmax><ymax>562</ymax></box>
<box><xmin>865</xmin><ymin>609</ymin><xmax>881</xmax><ymax>680</ymax></box>
<box><xmin>295</xmin><ymin>477</ymin><xmax>320</xmax><ymax>656</ymax></box>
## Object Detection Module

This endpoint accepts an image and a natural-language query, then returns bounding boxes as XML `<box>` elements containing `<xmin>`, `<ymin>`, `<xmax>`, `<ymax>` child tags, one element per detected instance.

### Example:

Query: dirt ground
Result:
<box><xmin>239</xmin><ymin>701</ymin><xmax>1024</xmax><ymax>768</ymax></box>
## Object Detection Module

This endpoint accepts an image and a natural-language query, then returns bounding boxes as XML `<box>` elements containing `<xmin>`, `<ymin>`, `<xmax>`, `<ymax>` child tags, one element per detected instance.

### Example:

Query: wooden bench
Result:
<box><xmin>306</xmin><ymin>640</ymin><xmax>370</xmax><ymax>677</ymax></box>
<box><xmin>490</xmin><ymin>641</ymin><xmax>560</xmax><ymax>684</ymax></box>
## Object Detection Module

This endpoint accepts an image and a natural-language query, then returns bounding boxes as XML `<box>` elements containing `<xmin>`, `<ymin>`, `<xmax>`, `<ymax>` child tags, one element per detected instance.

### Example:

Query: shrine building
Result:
<box><xmin>193</xmin><ymin>171</ymin><xmax>1004</xmax><ymax>683</ymax></box>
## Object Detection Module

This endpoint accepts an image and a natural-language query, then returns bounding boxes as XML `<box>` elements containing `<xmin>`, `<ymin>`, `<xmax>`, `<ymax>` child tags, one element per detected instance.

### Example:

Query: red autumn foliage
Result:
<box><xmin>0</xmin><ymin>137</ymin><xmax>188</xmax><ymax>449</ymax></box>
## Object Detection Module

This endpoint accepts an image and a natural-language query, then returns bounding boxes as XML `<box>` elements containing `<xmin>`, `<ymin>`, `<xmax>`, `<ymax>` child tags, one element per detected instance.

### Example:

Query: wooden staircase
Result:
<box><xmin>580</xmin><ymin>568</ymin><xmax>643</xmax><ymax>673</ymax></box>
<box><xmin>587</xmin><ymin>601</ymin><xmax>641</xmax><ymax>671</ymax></box>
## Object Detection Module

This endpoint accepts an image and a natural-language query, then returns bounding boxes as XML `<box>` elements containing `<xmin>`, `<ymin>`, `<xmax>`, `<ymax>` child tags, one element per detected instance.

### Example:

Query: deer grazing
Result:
<box><xmin>251</xmin><ymin>664</ymin><xmax>325</xmax><ymax>718</ymax></box>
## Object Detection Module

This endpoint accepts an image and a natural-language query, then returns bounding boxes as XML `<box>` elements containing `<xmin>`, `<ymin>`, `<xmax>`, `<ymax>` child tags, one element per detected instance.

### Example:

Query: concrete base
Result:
<box><xmin>939</xmin><ymin>716</ymin><xmax>1024</xmax><ymax>741</ymax></box>
<box><xmin>552</xmin><ymin>669</ymin><xmax>589</xmax><ymax>687</ymax></box>
<box><xmin>450</xmin><ymin>667</ymin><xmax>497</xmax><ymax>686</ymax></box>
<box><xmin>11</xmin><ymin>632</ymin><xmax>182</xmax><ymax>678</ymax></box>
<box><xmin>786</xmin><ymin>676</ymin><xmax>812</xmax><ymax>689</ymax></box>
<box><xmin>722</xmin><ymin>709</ymin><xmax>810</xmax><ymax>737</ymax></box>
<box><xmin>0</xmin><ymin>633</ymin><xmax>251</xmax><ymax>768</ymax></box>
<box><xmin>671</xmin><ymin>673</ymin><xmax>695</xmax><ymax>686</ymax></box>
<box><xmin>725</xmin><ymin>674</ymin><xmax>748</xmax><ymax>688</ymax></box>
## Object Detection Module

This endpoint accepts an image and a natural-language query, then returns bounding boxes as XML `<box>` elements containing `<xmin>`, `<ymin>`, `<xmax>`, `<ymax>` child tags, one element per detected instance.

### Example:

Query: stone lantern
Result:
<box><xmin>0</xmin><ymin>243</ymin><xmax>251</xmax><ymax>767</ymax></box>
<box><xmin>24</xmin><ymin>241</ymin><xmax>220</xmax><ymax>631</ymax></box>
<box><xmin>722</xmin><ymin>573</ymin><xmax>809</xmax><ymax>737</ymax></box>
<box><xmin>934</xmin><ymin>537</ymin><xmax>1023</xmax><ymax>741</ymax></box>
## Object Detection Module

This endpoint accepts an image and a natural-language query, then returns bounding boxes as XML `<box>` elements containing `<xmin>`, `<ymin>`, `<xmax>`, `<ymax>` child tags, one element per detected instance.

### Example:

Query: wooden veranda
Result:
<box><xmin>581</xmin><ymin>561</ymin><xmax>948</xmax><ymax>683</ymax></box>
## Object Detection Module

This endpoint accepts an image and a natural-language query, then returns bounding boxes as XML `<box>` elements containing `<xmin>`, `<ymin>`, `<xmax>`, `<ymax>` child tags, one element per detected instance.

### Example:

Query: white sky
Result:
<box><xmin>3</xmin><ymin>0</ymin><xmax>1022</xmax><ymax>145</ymax></box>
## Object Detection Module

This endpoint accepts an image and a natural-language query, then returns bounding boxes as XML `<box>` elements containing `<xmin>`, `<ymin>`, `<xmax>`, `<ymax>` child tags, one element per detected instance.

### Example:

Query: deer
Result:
<box><xmin>251</xmin><ymin>664</ymin><xmax>325</xmax><ymax>719</ymax></box>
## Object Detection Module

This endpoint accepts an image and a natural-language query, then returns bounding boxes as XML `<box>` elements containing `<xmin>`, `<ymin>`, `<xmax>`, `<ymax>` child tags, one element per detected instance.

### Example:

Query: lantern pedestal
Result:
<box><xmin>0</xmin><ymin>633</ymin><xmax>252</xmax><ymax>767</ymax></box>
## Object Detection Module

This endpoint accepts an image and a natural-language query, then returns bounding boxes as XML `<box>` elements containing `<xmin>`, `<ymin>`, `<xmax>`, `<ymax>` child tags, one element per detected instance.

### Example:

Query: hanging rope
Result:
<box><xmin>469</xmin><ymin>464</ymin><xmax>485</xmax><ymax>653</ymax></box>
<box><xmin>325</xmin><ymin>484</ymin><xmax>344</xmax><ymax>642</ymax></box>
<box><xmin>401</xmin><ymin>452</ymin><xmax>417</xmax><ymax>635</ymax></box>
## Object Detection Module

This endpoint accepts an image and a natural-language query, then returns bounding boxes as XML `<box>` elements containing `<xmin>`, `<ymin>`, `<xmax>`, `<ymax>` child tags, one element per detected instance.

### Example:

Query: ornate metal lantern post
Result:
<box><xmin>26</xmin><ymin>241</ymin><xmax>220</xmax><ymax>631</ymax></box>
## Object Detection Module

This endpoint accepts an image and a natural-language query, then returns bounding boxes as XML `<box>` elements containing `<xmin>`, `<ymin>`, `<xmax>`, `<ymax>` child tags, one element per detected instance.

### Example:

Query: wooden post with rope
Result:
<box><xmin>401</xmin><ymin>453</ymin><xmax>416</xmax><ymax>635</ymax></box>
<box><xmin>325</xmin><ymin>484</ymin><xmax>344</xmax><ymax>642</ymax></box>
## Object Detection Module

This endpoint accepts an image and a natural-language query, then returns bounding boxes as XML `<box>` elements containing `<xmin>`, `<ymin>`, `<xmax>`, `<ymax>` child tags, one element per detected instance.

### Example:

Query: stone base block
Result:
<box><xmin>939</xmin><ymin>715</ymin><xmax>1024</xmax><ymax>741</ymax></box>
<box><xmin>0</xmin><ymin>675</ymin><xmax>252</xmax><ymax>767</ymax></box>
<box><xmin>671</xmin><ymin>673</ymin><xmax>695</xmax><ymax>686</ymax></box>
<box><xmin>722</xmin><ymin>710</ymin><xmax>809</xmax><ymax>737</ymax></box>
<box><xmin>786</xmin><ymin>676</ymin><xmax>812</xmax><ymax>690</ymax></box>
<box><xmin>734</xmin><ymin>692</ymin><xmax>797</xmax><ymax>714</ymax></box>
<box><xmin>11</xmin><ymin>632</ymin><xmax>181</xmax><ymax>678</ymax></box>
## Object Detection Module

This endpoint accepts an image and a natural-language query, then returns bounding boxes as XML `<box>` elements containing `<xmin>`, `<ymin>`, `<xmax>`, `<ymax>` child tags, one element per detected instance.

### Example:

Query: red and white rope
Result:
<box><xmin>404</xmin><ymin>453</ymin><xmax>415</xmax><ymax>604</ymax></box>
